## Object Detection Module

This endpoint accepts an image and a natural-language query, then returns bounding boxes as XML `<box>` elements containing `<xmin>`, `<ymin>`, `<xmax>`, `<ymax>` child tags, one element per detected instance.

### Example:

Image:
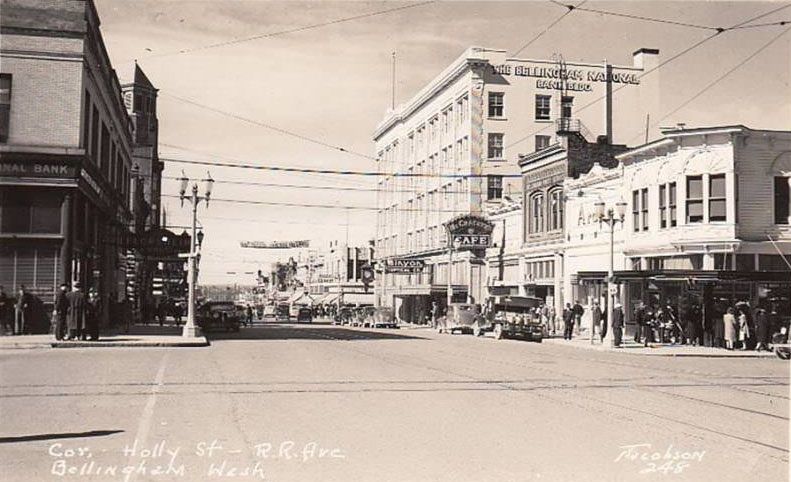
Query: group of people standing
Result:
<box><xmin>53</xmin><ymin>282</ymin><xmax>101</xmax><ymax>341</ymax></box>
<box><xmin>0</xmin><ymin>285</ymin><xmax>35</xmax><ymax>335</ymax></box>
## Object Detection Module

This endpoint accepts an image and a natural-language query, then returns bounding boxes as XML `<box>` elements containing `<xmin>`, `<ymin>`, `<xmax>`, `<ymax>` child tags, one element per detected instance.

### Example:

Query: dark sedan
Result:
<box><xmin>196</xmin><ymin>301</ymin><xmax>241</xmax><ymax>332</ymax></box>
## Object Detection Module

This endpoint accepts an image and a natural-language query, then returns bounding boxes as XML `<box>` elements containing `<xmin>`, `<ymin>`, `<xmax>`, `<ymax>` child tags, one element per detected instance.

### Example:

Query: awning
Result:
<box><xmin>576</xmin><ymin>269</ymin><xmax>791</xmax><ymax>284</ymax></box>
<box><xmin>340</xmin><ymin>292</ymin><xmax>375</xmax><ymax>306</ymax></box>
<box><xmin>319</xmin><ymin>292</ymin><xmax>340</xmax><ymax>305</ymax></box>
<box><xmin>287</xmin><ymin>291</ymin><xmax>314</xmax><ymax>305</ymax></box>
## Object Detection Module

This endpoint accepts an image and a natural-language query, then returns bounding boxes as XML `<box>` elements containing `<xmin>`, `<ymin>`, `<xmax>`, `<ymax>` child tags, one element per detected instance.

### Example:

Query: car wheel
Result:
<box><xmin>437</xmin><ymin>326</ymin><xmax>444</xmax><ymax>334</ymax></box>
<box><xmin>473</xmin><ymin>324</ymin><xmax>482</xmax><ymax>337</ymax></box>
<box><xmin>493</xmin><ymin>324</ymin><xmax>504</xmax><ymax>340</ymax></box>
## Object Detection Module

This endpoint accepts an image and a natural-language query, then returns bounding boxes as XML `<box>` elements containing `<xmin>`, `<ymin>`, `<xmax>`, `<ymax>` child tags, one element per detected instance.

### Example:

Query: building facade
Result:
<box><xmin>374</xmin><ymin>46</ymin><xmax>659</xmax><ymax>323</ymax></box>
<box><xmin>0</xmin><ymin>0</ymin><xmax>140</xmax><ymax>330</ymax></box>
<box><xmin>566</xmin><ymin>126</ymin><xmax>791</xmax><ymax>334</ymax></box>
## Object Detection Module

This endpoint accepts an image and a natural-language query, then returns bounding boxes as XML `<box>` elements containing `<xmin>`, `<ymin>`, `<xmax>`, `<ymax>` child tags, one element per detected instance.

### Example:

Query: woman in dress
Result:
<box><xmin>738</xmin><ymin>307</ymin><xmax>751</xmax><ymax>350</ymax></box>
<box><xmin>723</xmin><ymin>307</ymin><xmax>737</xmax><ymax>350</ymax></box>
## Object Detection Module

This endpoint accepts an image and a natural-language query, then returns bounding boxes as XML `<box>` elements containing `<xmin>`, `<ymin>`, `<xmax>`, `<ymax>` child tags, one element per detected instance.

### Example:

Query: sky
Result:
<box><xmin>94</xmin><ymin>0</ymin><xmax>791</xmax><ymax>285</ymax></box>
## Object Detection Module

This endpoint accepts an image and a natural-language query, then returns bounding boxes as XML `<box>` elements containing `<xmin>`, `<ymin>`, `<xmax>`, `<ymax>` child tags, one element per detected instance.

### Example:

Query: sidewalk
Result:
<box><xmin>542</xmin><ymin>335</ymin><xmax>778</xmax><ymax>358</ymax></box>
<box><xmin>0</xmin><ymin>324</ymin><xmax>208</xmax><ymax>350</ymax></box>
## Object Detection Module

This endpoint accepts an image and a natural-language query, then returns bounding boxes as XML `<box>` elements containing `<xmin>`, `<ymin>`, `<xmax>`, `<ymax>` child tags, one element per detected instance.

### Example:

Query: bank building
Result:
<box><xmin>373</xmin><ymin>46</ymin><xmax>660</xmax><ymax>323</ymax></box>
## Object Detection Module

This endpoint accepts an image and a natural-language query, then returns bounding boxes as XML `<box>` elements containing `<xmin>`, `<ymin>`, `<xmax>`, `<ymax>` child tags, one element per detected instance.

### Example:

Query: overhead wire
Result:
<box><xmin>134</xmin><ymin>1</ymin><xmax>438</xmax><ymax>61</ymax></box>
<box><xmin>512</xmin><ymin>0</ymin><xmax>587</xmax><ymax>56</ymax></box>
<box><xmin>627</xmin><ymin>23</ymin><xmax>791</xmax><ymax>144</ymax></box>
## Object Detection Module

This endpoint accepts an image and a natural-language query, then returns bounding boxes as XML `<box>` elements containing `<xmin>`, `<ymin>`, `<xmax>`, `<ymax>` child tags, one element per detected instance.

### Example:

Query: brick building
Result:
<box><xmin>0</xmin><ymin>0</ymin><xmax>146</xmax><ymax>331</ymax></box>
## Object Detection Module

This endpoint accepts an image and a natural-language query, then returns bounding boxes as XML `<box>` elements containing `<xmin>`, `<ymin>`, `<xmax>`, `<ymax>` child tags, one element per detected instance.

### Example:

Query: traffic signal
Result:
<box><xmin>360</xmin><ymin>264</ymin><xmax>374</xmax><ymax>293</ymax></box>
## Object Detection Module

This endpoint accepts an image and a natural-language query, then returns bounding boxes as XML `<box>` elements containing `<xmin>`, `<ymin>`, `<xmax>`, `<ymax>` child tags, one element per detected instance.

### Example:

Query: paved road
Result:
<box><xmin>0</xmin><ymin>322</ymin><xmax>787</xmax><ymax>481</ymax></box>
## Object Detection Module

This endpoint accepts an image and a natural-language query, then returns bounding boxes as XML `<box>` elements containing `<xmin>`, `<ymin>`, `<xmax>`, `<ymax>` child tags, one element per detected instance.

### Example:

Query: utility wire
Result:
<box><xmin>563</xmin><ymin>2</ymin><xmax>721</xmax><ymax>31</ymax></box>
<box><xmin>512</xmin><ymin>0</ymin><xmax>587</xmax><ymax>56</ymax></box>
<box><xmin>160</xmin><ymin>93</ymin><xmax>375</xmax><ymax>161</ymax></box>
<box><xmin>161</xmin><ymin>194</ymin><xmax>472</xmax><ymax>213</ymax></box>
<box><xmin>160</xmin><ymin>156</ymin><xmax>522</xmax><ymax>178</ymax></box>
<box><xmin>628</xmin><ymin>24</ymin><xmax>791</xmax><ymax>144</ymax></box>
<box><xmin>137</xmin><ymin>1</ymin><xmax>437</xmax><ymax>60</ymax></box>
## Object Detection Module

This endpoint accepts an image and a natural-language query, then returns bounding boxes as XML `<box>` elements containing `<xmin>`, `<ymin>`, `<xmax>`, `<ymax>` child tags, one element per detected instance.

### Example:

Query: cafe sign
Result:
<box><xmin>384</xmin><ymin>259</ymin><xmax>426</xmax><ymax>274</ymax></box>
<box><xmin>445</xmin><ymin>214</ymin><xmax>494</xmax><ymax>249</ymax></box>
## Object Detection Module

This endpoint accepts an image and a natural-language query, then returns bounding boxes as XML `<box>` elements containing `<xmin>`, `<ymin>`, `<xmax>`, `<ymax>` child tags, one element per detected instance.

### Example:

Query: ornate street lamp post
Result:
<box><xmin>178</xmin><ymin>170</ymin><xmax>214</xmax><ymax>338</ymax></box>
<box><xmin>594</xmin><ymin>200</ymin><xmax>626</xmax><ymax>347</ymax></box>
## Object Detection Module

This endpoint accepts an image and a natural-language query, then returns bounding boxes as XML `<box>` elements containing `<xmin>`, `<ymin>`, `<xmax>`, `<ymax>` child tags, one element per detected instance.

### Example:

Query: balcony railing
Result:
<box><xmin>555</xmin><ymin>117</ymin><xmax>593</xmax><ymax>142</ymax></box>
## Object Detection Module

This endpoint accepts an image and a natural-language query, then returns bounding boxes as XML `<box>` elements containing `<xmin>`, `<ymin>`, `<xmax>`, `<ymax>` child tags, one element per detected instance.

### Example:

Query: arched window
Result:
<box><xmin>549</xmin><ymin>187</ymin><xmax>563</xmax><ymax>231</ymax></box>
<box><xmin>529</xmin><ymin>192</ymin><xmax>545</xmax><ymax>234</ymax></box>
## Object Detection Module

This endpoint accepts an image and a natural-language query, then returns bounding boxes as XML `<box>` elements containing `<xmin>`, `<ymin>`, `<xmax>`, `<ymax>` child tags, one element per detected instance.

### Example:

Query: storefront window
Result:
<box><xmin>775</xmin><ymin>176</ymin><xmax>790</xmax><ymax>224</ymax></box>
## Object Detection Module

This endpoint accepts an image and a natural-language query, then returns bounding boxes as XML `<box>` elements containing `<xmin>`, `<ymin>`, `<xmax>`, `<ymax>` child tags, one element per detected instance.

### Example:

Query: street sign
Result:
<box><xmin>384</xmin><ymin>259</ymin><xmax>426</xmax><ymax>274</ymax></box>
<box><xmin>444</xmin><ymin>214</ymin><xmax>494</xmax><ymax>250</ymax></box>
<box><xmin>452</xmin><ymin>234</ymin><xmax>491</xmax><ymax>249</ymax></box>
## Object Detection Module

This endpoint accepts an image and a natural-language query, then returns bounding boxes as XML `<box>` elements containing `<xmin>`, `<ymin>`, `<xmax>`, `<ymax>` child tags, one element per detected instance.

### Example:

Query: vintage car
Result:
<box><xmin>334</xmin><ymin>307</ymin><xmax>353</xmax><ymax>325</ymax></box>
<box><xmin>196</xmin><ymin>301</ymin><xmax>241</xmax><ymax>332</ymax></box>
<box><xmin>275</xmin><ymin>303</ymin><xmax>290</xmax><ymax>321</ymax></box>
<box><xmin>485</xmin><ymin>295</ymin><xmax>544</xmax><ymax>342</ymax></box>
<box><xmin>437</xmin><ymin>303</ymin><xmax>483</xmax><ymax>334</ymax></box>
<box><xmin>365</xmin><ymin>307</ymin><xmax>398</xmax><ymax>329</ymax></box>
<box><xmin>296</xmin><ymin>307</ymin><xmax>313</xmax><ymax>323</ymax></box>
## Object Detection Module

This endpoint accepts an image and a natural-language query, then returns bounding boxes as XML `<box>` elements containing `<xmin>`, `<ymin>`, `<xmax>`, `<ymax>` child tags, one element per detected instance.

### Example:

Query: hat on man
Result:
<box><xmin>72</xmin><ymin>281</ymin><xmax>81</xmax><ymax>289</ymax></box>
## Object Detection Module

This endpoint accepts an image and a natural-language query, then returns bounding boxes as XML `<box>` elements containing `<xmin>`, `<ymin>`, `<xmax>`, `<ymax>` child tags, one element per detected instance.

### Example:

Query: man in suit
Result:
<box><xmin>572</xmin><ymin>300</ymin><xmax>585</xmax><ymax>336</ymax></box>
<box><xmin>66</xmin><ymin>282</ymin><xmax>87</xmax><ymax>340</ymax></box>
<box><xmin>562</xmin><ymin>303</ymin><xmax>574</xmax><ymax>340</ymax></box>
<box><xmin>0</xmin><ymin>285</ymin><xmax>10</xmax><ymax>335</ymax></box>
<box><xmin>612</xmin><ymin>301</ymin><xmax>625</xmax><ymax>347</ymax></box>
<box><xmin>14</xmin><ymin>285</ymin><xmax>33</xmax><ymax>335</ymax></box>
<box><xmin>53</xmin><ymin>283</ymin><xmax>69</xmax><ymax>340</ymax></box>
<box><xmin>633</xmin><ymin>300</ymin><xmax>646</xmax><ymax>343</ymax></box>
<box><xmin>591</xmin><ymin>301</ymin><xmax>602</xmax><ymax>342</ymax></box>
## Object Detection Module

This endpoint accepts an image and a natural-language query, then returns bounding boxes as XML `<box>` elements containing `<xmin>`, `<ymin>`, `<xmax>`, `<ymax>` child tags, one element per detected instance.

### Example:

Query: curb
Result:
<box><xmin>541</xmin><ymin>338</ymin><xmax>778</xmax><ymax>358</ymax></box>
<box><xmin>51</xmin><ymin>338</ymin><xmax>209</xmax><ymax>348</ymax></box>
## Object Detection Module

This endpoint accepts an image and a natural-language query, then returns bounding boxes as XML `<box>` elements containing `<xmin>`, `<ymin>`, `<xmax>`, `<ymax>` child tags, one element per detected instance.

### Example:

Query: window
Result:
<box><xmin>0</xmin><ymin>74</ymin><xmax>10</xmax><ymax>143</ymax></box>
<box><xmin>686</xmin><ymin>176</ymin><xmax>703</xmax><ymax>223</ymax></box>
<box><xmin>488</xmin><ymin>133</ymin><xmax>504</xmax><ymax>159</ymax></box>
<box><xmin>668</xmin><ymin>182</ymin><xmax>677</xmax><ymax>227</ymax></box>
<box><xmin>560</xmin><ymin>96</ymin><xmax>573</xmax><ymax>119</ymax></box>
<box><xmin>530</xmin><ymin>193</ymin><xmax>545</xmax><ymax>234</ymax></box>
<box><xmin>487</xmin><ymin>176</ymin><xmax>503</xmax><ymax>200</ymax></box>
<box><xmin>90</xmin><ymin>105</ymin><xmax>99</xmax><ymax>163</ymax></box>
<box><xmin>535</xmin><ymin>95</ymin><xmax>551</xmax><ymax>120</ymax></box>
<box><xmin>775</xmin><ymin>176</ymin><xmax>790</xmax><ymax>224</ymax></box>
<box><xmin>535</xmin><ymin>135</ymin><xmax>551</xmax><ymax>151</ymax></box>
<box><xmin>659</xmin><ymin>184</ymin><xmax>667</xmax><ymax>228</ymax></box>
<box><xmin>488</xmin><ymin>92</ymin><xmax>504</xmax><ymax>117</ymax></box>
<box><xmin>549</xmin><ymin>188</ymin><xmax>563</xmax><ymax>230</ymax></box>
<box><xmin>709</xmin><ymin>174</ymin><xmax>726</xmax><ymax>222</ymax></box>
<box><xmin>0</xmin><ymin>190</ymin><xmax>61</xmax><ymax>234</ymax></box>
<box><xmin>640</xmin><ymin>188</ymin><xmax>648</xmax><ymax>230</ymax></box>
<box><xmin>631</xmin><ymin>189</ymin><xmax>648</xmax><ymax>231</ymax></box>
<box><xmin>82</xmin><ymin>91</ymin><xmax>91</xmax><ymax>150</ymax></box>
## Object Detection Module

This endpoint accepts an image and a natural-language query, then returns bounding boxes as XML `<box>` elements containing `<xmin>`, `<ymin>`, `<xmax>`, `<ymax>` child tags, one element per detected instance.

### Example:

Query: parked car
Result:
<box><xmin>297</xmin><ymin>307</ymin><xmax>313</xmax><ymax>323</ymax></box>
<box><xmin>436</xmin><ymin>303</ymin><xmax>483</xmax><ymax>334</ymax></box>
<box><xmin>275</xmin><ymin>303</ymin><xmax>290</xmax><ymax>321</ymax></box>
<box><xmin>365</xmin><ymin>306</ymin><xmax>398</xmax><ymax>329</ymax></box>
<box><xmin>484</xmin><ymin>296</ymin><xmax>544</xmax><ymax>342</ymax></box>
<box><xmin>196</xmin><ymin>301</ymin><xmax>241</xmax><ymax>332</ymax></box>
<box><xmin>334</xmin><ymin>307</ymin><xmax>353</xmax><ymax>325</ymax></box>
<box><xmin>262</xmin><ymin>304</ymin><xmax>276</xmax><ymax>318</ymax></box>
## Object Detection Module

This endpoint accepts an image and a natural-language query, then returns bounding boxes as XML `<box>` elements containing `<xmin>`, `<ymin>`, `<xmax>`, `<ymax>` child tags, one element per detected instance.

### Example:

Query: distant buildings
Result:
<box><xmin>0</xmin><ymin>0</ymin><xmax>163</xmax><ymax>329</ymax></box>
<box><xmin>374</xmin><ymin>46</ymin><xmax>659</xmax><ymax>323</ymax></box>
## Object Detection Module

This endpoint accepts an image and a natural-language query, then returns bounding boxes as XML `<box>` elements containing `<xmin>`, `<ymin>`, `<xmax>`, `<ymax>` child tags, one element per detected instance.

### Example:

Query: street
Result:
<box><xmin>0</xmin><ymin>322</ymin><xmax>788</xmax><ymax>482</ymax></box>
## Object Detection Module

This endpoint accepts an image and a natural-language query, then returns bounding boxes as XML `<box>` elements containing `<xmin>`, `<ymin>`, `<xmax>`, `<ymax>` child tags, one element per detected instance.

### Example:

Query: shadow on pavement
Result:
<box><xmin>0</xmin><ymin>430</ymin><xmax>124</xmax><ymax>444</ymax></box>
<box><xmin>205</xmin><ymin>324</ymin><xmax>427</xmax><ymax>341</ymax></box>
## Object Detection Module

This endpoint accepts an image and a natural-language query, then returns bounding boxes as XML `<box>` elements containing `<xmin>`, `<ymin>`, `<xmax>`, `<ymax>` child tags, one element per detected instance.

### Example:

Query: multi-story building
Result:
<box><xmin>0</xmin><ymin>0</ymin><xmax>139</xmax><ymax>330</ymax></box>
<box><xmin>566</xmin><ymin>125</ymin><xmax>791</xmax><ymax>336</ymax></box>
<box><xmin>374</xmin><ymin>46</ymin><xmax>659</xmax><ymax>322</ymax></box>
<box><xmin>308</xmin><ymin>241</ymin><xmax>375</xmax><ymax>307</ymax></box>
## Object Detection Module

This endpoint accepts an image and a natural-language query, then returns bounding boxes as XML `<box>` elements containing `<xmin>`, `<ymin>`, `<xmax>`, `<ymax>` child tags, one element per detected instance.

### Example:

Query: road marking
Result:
<box><xmin>126</xmin><ymin>353</ymin><xmax>169</xmax><ymax>482</ymax></box>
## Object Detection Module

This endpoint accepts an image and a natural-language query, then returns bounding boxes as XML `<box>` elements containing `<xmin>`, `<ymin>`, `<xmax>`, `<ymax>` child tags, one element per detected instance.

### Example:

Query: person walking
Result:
<box><xmin>612</xmin><ymin>301</ymin><xmax>624</xmax><ymax>347</ymax></box>
<box><xmin>14</xmin><ymin>285</ymin><xmax>33</xmax><ymax>335</ymax></box>
<box><xmin>591</xmin><ymin>301</ymin><xmax>602</xmax><ymax>342</ymax></box>
<box><xmin>246</xmin><ymin>305</ymin><xmax>254</xmax><ymax>327</ymax></box>
<box><xmin>723</xmin><ymin>307</ymin><xmax>737</xmax><ymax>350</ymax></box>
<box><xmin>0</xmin><ymin>285</ymin><xmax>11</xmax><ymax>335</ymax></box>
<box><xmin>572</xmin><ymin>300</ymin><xmax>584</xmax><ymax>336</ymax></box>
<box><xmin>53</xmin><ymin>283</ymin><xmax>69</xmax><ymax>340</ymax></box>
<box><xmin>633</xmin><ymin>301</ymin><xmax>646</xmax><ymax>343</ymax></box>
<box><xmin>86</xmin><ymin>288</ymin><xmax>101</xmax><ymax>341</ymax></box>
<box><xmin>562</xmin><ymin>303</ymin><xmax>574</xmax><ymax>340</ymax></box>
<box><xmin>754</xmin><ymin>307</ymin><xmax>771</xmax><ymax>351</ymax></box>
<box><xmin>737</xmin><ymin>307</ymin><xmax>751</xmax><ymax>351</ymax></box>
<box><xmin>66</xmin><ymin>282</ymin><xmax>87</xmax><ymax>340</ymax></box>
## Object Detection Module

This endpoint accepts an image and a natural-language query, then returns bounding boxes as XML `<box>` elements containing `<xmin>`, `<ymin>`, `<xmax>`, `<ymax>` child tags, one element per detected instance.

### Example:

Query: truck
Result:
<box><xmin>483</xmin><ymin>295</ymin><xmax>544</xmax><ymax>342</ymax></box>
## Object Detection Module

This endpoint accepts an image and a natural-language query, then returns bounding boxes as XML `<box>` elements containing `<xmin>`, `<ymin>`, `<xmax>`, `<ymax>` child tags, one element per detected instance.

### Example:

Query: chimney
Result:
<box><xmin>632</xmin><ymin>48</ymin><xmax>660</xmax><ymax>69</ymax></box>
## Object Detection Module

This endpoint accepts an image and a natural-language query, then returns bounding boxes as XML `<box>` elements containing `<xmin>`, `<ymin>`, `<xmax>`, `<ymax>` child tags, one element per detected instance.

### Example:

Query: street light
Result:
<box><xmin>178</xmin><ymin>170</ymin><xmax>214</xmax><ymax>338</ymax></box>
<box><xmin>595</xmin><ymin>200</ymin><xmax>626</xmax><ymax>347</ymax></box>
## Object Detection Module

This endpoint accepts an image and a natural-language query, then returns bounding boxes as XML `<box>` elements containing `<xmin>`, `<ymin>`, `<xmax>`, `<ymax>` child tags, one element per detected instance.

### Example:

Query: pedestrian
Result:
<box><xmin>66</xmin><ymin>282</ymin><xmax>87</xmax><ymax>340</ymax></box>
<box><xmin>738</xmin><ymin>307</ymin><xmax>750</xmax><ymax>351</ymax></box>
<box><xmin>643</xmin><ymin>305</ymin><xmax>657</xmax><ymax>347</ymax></box>
<box><xmin>86</xmin><ymin>288</ymin><xmax>100</xmax><ymax>341</ymax></box>
<box><xmin>612</xmin><ymin>301</ymin><xmax>624</xmax><ymax>347</ymax></box>
<box><xmin>591</xmin><ymin>301</ymin><xmax>602</xmax><ymax>341</ymax></box>
<box><xmin>246</xmin><ymin>304</ymin><xmax>254</xmax><ymax>327</ymax></box>
<box><xmin>713</xmin><ymin>306</ymin><xmax>725</xmax><ymax>348</ymax></box>
<box><xmin>723</xmin><ymin>307</ymin><xmax>737</xmax><ymax>350</ymax></box>
<box><xmin>572</xmin><ymin>300</ymin><xmax>584</xmax><ymax>336</ymax></box>
<box><xmin>431</xmin><ymin>301</ymin><xmax>438</xmax><ymax>328</ymax></box>
<box><xmin>754</xmin><ymin>306</ymin><xmax>771</xmax><ymax>351</ymax></box>
<box><xmin>548</xmin><ymin>305</ymin><xmax>556</xmax><ymax>336</ymax></box>
<box><xmin>0</xmin><ymin>285</ymin><xmax>11</xmax><ymax>335</ymax></box>
<box><xmin>633</xmin><ymin>300</ymin><xmax>646</xmax><ymax>343</ymax></box>
<box><xmin>53</xmin><ymin>283</ymin><xmax>69</xmax><ymax>340</ymax></box>
<box><xmin>157</xmin><ymin>299</ymin><xmax>167</xmax><ymax>326</ymax></box>
<box><xmin>562</xmin><ymin>303</ymin><xmax>574</xmax><ymax>340</ymax></box>
<box><xmin>14</xmin><ymin>285</ymin><xmax>33</xmax><ymax>335</ymax></box>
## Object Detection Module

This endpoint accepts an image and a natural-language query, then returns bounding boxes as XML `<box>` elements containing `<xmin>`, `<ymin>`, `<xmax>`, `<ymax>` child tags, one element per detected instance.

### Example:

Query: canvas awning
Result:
<box><xmin>339</xmin><ymin>292</ymin><xmax>375</xmax><ymax>306</ymax></box>
<box><xmin>287</xmin><ymin>291</ymin><xmax>314</xmax><ymax>305</ymax></box>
